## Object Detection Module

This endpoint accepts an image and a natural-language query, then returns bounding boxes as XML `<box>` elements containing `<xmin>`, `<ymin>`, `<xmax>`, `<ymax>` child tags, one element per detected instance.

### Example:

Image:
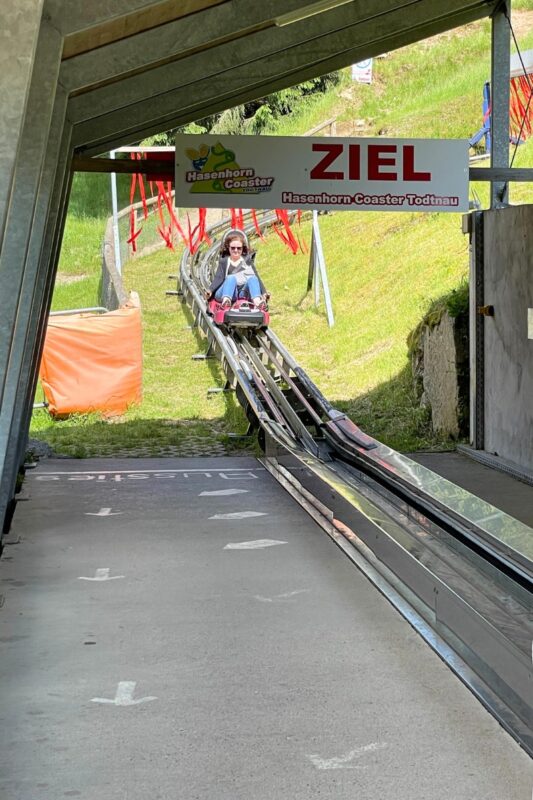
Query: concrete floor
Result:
<box><xmin>0</xmin><ymin>456</ymin><xmax>531</xmax><ymax>799</ymax></box>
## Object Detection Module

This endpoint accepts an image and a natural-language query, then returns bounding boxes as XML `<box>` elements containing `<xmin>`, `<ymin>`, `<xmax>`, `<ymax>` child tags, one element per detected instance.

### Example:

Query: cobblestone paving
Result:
<box><xmin>26</xmin><ymin>436</ymin><xmax>256</xmax><ymax>460</ymax></box>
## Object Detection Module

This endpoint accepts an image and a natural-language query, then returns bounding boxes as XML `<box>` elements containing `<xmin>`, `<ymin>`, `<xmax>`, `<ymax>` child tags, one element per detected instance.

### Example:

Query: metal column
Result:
<box><xmin>490</xmin><ymin>2</ymin><xmax>511</xmax><ymax>208</ymax></box>
<box><xmin>0</xmin><ymin>22</ymin><xmax>65</xmax><ymax>535</ymax></box>
<box><xmin>469</xmin><ymin>212</ymin><xmax>485</xmax><ymax>450</ymax></box>
<box><xmin>469</xmin><ymin>5</ymin><xmax>506</xmax><ymax>453</ymax></box>
<box><xmin>0</xmin><ymin>0</ymin><xmax>43</xmax><ymax>240</ymax></box>
<box><xmin>11</xmin><ymin>125</ymin><xmax>73</xmax><ymax>501</ymax></box>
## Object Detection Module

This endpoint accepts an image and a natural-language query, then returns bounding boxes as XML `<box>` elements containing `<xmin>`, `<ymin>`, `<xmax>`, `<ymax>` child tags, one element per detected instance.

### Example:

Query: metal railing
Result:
<box><xmin>174</xmin><ymin>210</ymin><xmax>533</xmax><ymax>757</ymax></box>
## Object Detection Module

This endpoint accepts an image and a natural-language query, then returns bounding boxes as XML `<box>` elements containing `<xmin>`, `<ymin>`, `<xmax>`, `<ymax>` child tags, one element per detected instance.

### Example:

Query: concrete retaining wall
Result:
<box><xmin>411</xmin><ymin>310</ymin><xmax>469</xmax><ymax>439</ymax></box>
<box><xmin>483</xmin><ymin>205</ymin><xmax>533</xmax><ymax>470</ymax></box>
<box><xmin>424</xmin><ymin>312</ymin><xmax>468</xmax><ymax>437</ymax></box>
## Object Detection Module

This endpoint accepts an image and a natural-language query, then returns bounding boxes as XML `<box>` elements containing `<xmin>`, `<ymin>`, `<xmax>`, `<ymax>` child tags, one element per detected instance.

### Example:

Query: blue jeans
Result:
<box><xmin>214</xmin><ymin>274</ymin><xmax>261</xmax><ymax>303</ymax></box>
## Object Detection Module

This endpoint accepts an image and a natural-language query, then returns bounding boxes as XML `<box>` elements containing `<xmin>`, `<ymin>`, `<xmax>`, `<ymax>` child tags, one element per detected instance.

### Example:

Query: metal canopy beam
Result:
<box><xmin>67</xmin><ymin>0</ymin><xmax>497</xmax><ymax>105</ymax></box>
<box><xmin>73</xmin><ymin>158</ymin><xmax>533</xmax><ymax>185</ymax></box>
<box><xmin>60</xmin><ymin>0</ymin><xmax>492</xmax><ymax>96</ymax></box>
<box><xmin>470</xmin><ymin>167</ymin><xmax>533</xmax><ymax>181</ymax></box>
<box><xmin>72</xmin><ymin>156</ymin><xmax>173</xmax><ymax>176</ymax></box>
<box><xmin>60</xmin><ymin>0</ymin><xmax>303</xmax><ymax>92</ymax></box>
<box><xmin>45</xmin><ymin>0</ymin><xmax>227</xmax><ymax>43</ymax></box>
<box><xmin>71</xmin><ymin>3</ymin><xmax>497</xmax><ymax>155</ymax></box>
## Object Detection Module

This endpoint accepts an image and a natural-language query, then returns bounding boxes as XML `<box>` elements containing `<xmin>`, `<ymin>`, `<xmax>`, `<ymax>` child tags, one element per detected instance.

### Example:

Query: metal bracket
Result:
<box><xmin>207</xmin><ymin>382</ymin><xmax>234</xmax><ymax>395</ymax></box>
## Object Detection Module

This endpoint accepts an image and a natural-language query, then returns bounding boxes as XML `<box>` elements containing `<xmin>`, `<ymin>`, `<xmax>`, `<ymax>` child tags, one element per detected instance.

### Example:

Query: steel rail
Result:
<box><xmin>259</xmin><ymin>453</ymin><xmax>533</xmax><ymax>757</ymax></box>
<box><xmin>251</xmin><ymin>336</ymin><xmax>326</xmax><ymax>430</ymax></box>
<box><xmin>177</xmin><ymin>212</ymin><xmax>533</xmax><ymax>756</ymax></box>
<box><xmin>235</xmin><ymin>332</ymin><xmax>320</xmax><ymax>457</ymax></box>
<box><xmin>257</xmin><ymin>329</ymin><xmax>533</xmax><ymax>585</ymax></box>
<box><xmin>179</xmin><ymin>245</ymin><xmax>269</xmax><ymax>427</ymax></box>
<box><xmin>181</xmin><ymin>215</ymin><xmax>533</xmax><ymax>587</ymax></box>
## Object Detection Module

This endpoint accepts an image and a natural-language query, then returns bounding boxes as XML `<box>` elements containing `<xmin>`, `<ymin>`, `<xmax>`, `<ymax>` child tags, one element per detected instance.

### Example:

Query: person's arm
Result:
<box><xmin>207</xmin><ymin>258</ymin><xmax>226</xmax><ymax>298</ymax></box>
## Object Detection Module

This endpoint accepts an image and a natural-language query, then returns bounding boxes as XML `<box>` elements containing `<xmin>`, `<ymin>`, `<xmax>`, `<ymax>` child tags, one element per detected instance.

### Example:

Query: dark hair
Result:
<box><xmin>220</xmin><ymin>231</ymin><xmax>250</xmax><ymax>257</ymax></box>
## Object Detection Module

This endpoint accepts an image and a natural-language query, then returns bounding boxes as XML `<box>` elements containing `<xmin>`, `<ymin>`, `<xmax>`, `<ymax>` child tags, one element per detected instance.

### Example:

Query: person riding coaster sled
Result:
<box><xmin>205</xmin><ymin>230</ymin><xmax>269</xmax><ymax>312</ymax></box>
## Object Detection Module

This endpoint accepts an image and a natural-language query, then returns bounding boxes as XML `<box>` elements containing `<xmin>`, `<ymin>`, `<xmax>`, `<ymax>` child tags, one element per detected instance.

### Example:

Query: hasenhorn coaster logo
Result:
<box><xmin>184</xmin><ymin>142</ymin><xmax>274</xmax><ymax>195</ymax></box>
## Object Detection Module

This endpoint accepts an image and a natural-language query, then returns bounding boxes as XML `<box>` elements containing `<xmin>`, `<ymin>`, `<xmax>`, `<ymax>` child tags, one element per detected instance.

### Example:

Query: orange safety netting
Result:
<box><xmin>39</xmin><ymin>294</ymin><xmax>142</xmax><ymax>417</ymax></box>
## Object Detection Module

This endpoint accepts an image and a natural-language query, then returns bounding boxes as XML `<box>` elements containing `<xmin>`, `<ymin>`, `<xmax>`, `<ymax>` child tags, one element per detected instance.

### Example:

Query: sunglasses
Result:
<box><xmin>229</xmin><ymin>245</ymin><xmax>243</xmax><ymax>251</ymax></box>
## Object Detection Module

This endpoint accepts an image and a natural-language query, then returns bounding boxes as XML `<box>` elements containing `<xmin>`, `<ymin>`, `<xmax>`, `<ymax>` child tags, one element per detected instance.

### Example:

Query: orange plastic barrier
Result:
<box><xmin>39</xmin><ymin>294</ymin><xmax>142</xmax><ymax>417</ymax></box>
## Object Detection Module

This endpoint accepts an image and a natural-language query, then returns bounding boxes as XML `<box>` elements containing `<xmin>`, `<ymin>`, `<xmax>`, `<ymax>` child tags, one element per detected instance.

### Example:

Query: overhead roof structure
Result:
<box><xmin>61</xmin><ymin>0</ymin><xmax>503</xmax><ymax>155</ymax></box>
<box><xmin>0</xmin><ymin>0</ymin><xmax>507</xmax><ymax>534</ymax></box>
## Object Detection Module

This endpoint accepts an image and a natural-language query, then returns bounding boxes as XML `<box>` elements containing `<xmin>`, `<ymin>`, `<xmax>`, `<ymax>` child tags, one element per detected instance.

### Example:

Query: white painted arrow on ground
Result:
<box><xmin>91</xmin><ymin>681</ymin><xmax>157</xmax><ymax>706</ymax></box>
<box><xmin>224</xmin><ymin>539</ymin><xmax>287</xmax><ymax>550</ymax></box>
<box><xmin>200</xmin><ymin>488</ymin><xmax>249</xmax><ymax>496</ymax></box>
<box><xmin>78</xmin><ymin>568</ymin><xmax>125</xmax><ymax>582</ymax></box>
<box><xmin>307</xmin><ymin>742</ymin><xmax>387</xmax><ymax>770</ymax></box>
<box><xmin>254</xmin><ymin>589</ymin><xmax>308</xmax><ymax>602</ymax></box>
<box><xmin>85</xmin><ymin>508</ymin><xmax>123</xmax><ymax>517</ymax></box>
<box><xmin>210</xmin><ymin>511</ymin><xmax>266</xmax><ymax>520</ymax></box>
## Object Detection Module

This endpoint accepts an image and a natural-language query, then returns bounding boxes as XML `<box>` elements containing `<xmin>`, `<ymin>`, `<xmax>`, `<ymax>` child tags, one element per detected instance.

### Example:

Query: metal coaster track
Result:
<box><xmin>176</xmin><ymin>211</ymin><xmax>533</xmax><ymax>756</ymax></box>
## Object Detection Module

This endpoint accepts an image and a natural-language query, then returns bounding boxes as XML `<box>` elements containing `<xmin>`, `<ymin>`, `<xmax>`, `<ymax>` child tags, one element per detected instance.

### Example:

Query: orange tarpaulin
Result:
<box><xmin>39</xmin><ymin>295</ymin><xmax>142</xmax><ymax>416</ymax></box>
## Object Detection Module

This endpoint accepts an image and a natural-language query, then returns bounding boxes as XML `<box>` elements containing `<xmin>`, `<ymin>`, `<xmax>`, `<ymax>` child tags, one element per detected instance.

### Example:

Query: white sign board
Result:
<box><xmin>352</xmin><ymin>59</ymin><xmax>373</xmax><ymax>84</ymax></box>
<box><xmin>175</xmin><ymin>134</ymin><xmax>469</xmax><ymax>213</ymax></box>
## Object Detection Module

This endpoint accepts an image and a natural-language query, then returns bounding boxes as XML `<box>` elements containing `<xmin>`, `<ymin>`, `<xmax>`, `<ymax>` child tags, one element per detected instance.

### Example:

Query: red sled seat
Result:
<box><xmin>207</xmin><ymin>297</ymin><xmax>269</xmax><ymax>329</ymax></box>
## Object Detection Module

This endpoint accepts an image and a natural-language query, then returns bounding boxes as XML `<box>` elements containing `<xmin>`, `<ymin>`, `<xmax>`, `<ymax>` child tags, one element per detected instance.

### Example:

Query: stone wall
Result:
<box><xmin>411</xmin><ymin>310</ymin><xmax>469</xmax><ymax>439</ymax></box>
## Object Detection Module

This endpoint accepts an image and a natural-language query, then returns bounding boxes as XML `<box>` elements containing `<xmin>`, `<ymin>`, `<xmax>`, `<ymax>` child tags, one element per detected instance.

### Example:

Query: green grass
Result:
<box><xmin>69</xmin><ymin>167</ymin><xmax>137</xmax><ymax>218</ymax></box>
<box><xmin>51</xmin><ymin>216</ymin><xmax>105</xmax><ymax>310</ymax></box>
<box><xmin>31</xmin><ymin>7</ymin><xmax>533</xmax><ymax>455</ymax></box>
<box><xmin>337</xmin><ymin>16</ymin><xmax>533</xmax><ymax>141</ymax></box>
<box><xmin>31</xmin><ymin>247</ymin><xmax>253</xmax><ymax>456</ymax></box>
<box><xmin>355</xmin><ymin>25</ymin><xmax>494</xmax><ymax>139</ymax></box>
<box><xmin>253</xmin><ymin>210</ymin><xmax>471</xmax><ymax>451</ymax></box>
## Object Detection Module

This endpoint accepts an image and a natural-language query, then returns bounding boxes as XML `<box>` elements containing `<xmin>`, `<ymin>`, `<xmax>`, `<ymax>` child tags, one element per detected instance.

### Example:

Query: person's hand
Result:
<box><xmin>204</xmin><ymin>289</ymin><xmax>211</xmax><ymax>301</ymax></box>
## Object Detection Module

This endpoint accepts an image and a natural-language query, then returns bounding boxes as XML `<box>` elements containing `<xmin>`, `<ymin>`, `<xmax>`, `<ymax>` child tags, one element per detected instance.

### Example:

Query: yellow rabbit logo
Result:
<box><xmin>186</xmin><ymin>144</ymin><xmax>209</xmax><ymax>171</ymax></box>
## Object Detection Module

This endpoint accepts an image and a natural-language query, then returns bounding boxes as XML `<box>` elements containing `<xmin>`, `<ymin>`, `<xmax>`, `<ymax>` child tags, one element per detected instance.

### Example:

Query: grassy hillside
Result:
<box><xmin>31</xmin><ymin>9</ymin><xmax>533</xmax><ymax>455</ymax></box>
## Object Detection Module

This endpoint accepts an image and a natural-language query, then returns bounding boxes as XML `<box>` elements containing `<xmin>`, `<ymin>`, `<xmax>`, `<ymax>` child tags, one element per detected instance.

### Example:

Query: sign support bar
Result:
<box><xmin>308</xmin><ymin>211</ymin><xmax>334</xmax><ymax>327</ymax></box>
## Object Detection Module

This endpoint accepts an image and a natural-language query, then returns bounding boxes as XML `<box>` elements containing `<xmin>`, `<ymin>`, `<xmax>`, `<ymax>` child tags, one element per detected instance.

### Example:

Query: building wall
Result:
<box><xmin>483</xmin><ymin>204</ymin><xmax>533</xmax><ymax>470</ymax></box>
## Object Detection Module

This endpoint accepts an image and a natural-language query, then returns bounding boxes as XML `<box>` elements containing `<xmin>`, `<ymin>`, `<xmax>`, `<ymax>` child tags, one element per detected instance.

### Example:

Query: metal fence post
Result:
<box><xmin>311</xmin><ymin>211</ymin><xmax>334</xmax><ymax>327</ymax></box>
<box><xmin>110</xmin><ymin>150</ymin><xmax>122</xmax><ymax>275</ymax></box>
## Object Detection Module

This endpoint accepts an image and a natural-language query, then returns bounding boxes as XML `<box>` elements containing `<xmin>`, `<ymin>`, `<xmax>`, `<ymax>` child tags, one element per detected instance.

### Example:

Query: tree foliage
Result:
<box><xmin>141</xmin><ymin>72</ymin><xmax>341</xmax><ymax>145</ymax></box>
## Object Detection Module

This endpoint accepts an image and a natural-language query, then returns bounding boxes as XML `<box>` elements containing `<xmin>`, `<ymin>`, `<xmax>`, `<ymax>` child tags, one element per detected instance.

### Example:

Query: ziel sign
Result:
<box><xmin>175</xmin><ymin>134</ymin><xmax>469</xmax><ymax>212</ymax></box>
